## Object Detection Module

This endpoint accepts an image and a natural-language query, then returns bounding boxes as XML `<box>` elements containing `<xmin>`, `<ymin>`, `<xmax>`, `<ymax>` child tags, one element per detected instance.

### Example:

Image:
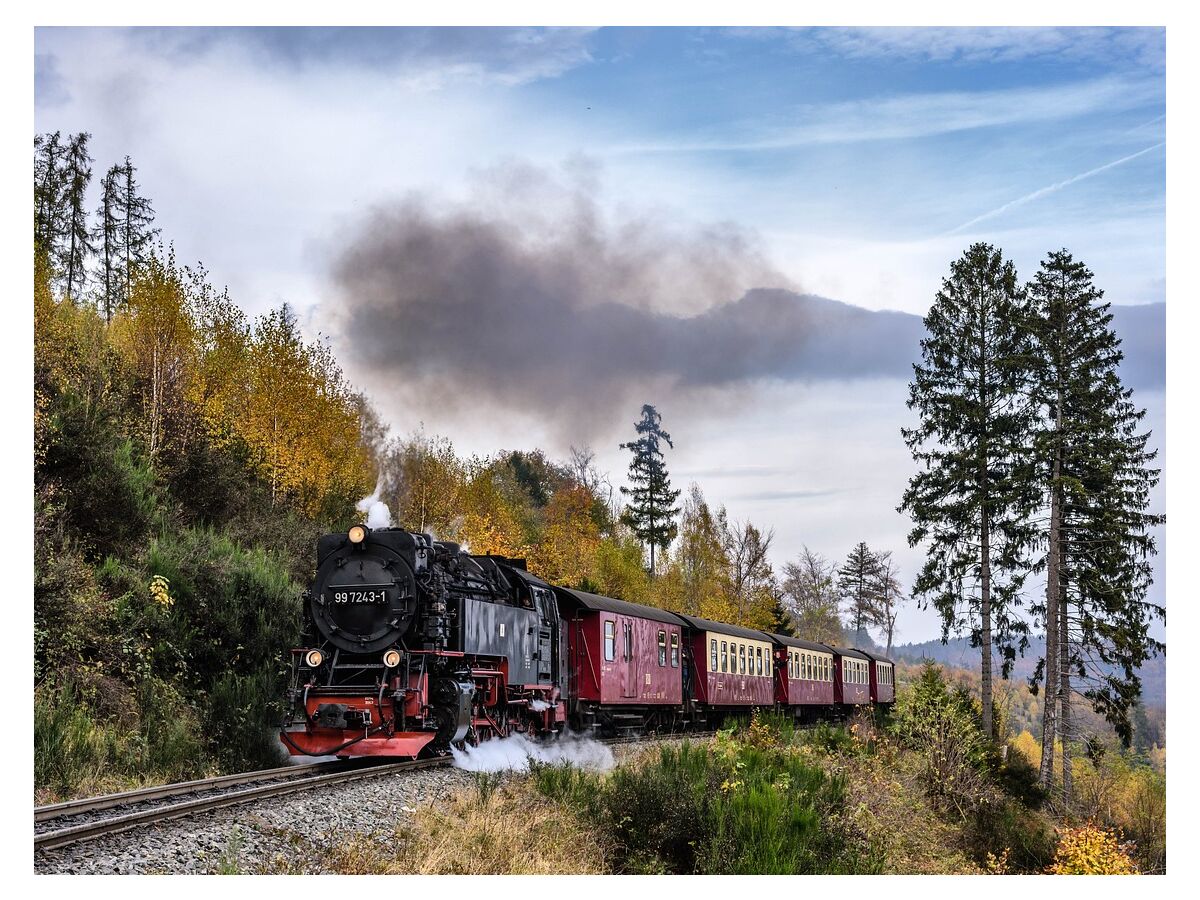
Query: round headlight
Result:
<box><xmin>305</xmin><ymin>649</ymin><xmax>324</xmax><ymax>668</ymax></box>
<box><xmin>348</xmin><ymin>524</ymin><xmax>368</xmax><ymax>544</ymax></box>
<box><xmin>382</xmin><ymin>648</ymin><xmax>401</xmax><ymax>669</ymax></box>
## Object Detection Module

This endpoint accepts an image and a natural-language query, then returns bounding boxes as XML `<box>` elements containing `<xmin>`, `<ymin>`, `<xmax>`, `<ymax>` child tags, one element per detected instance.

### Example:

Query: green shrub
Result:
<box><xmin>969</xmin><ymin>797</ymin><xmax>1058</xmax><ymax>872</ymax></box>
<box><xmin>535</xmin><ymin>734</ymin><xmax>882</xmax><ymax>874</ymax></box>
<box><xmin>804</xmin><ymin>722</ymin><xmax>859</xmax><ymax>756</ymax></box>
<box><xmin>891</xmin><ymin>662</ymin><xmax>993</xmax><ymax>817</ymax></box>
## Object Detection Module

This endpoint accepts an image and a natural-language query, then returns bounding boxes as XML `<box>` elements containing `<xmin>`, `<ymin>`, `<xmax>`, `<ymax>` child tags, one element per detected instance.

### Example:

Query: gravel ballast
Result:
<box><xmin>34</xmin><ymin>735</ymin><xmax>700</xmax><ymax>874</ymax></box>
<box><xmin>35</xmin><ymin>765</ymin><xmax>475</xmax><ymax>874</ymax></box>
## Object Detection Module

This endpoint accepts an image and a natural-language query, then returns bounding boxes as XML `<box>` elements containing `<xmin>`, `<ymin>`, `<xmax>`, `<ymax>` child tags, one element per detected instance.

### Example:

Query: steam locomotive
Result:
<box><xmin>279</xmin><ymin>525</ymin><xmax>895</xmax><ymax>758</ymax></box>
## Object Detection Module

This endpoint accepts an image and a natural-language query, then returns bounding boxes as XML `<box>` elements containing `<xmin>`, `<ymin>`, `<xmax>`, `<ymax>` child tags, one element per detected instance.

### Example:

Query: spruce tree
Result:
<box><xmin>900</xmin><ymin>242</ymin><xmax>1039</xmax><ymax>740</ymax></box>
<box><xmin>871</xmin><ymin>551</ymin><xmax>905</xmax><ymax>656</ymax></box>
<box><xmin>618</xmin><ymin>404</ymin><xmax>681</xmax><ymax>574</ymax></box>
<box><xmin>1025</xmin><ymin>249</ymin><xmax>1164</xmax><ymax>800</ymax></box>
<box><xmin>33</xmin><ymin>131</ymin><xmax>66</xmax><ymax>258</ymax></box>
<box><xmin>58</xmin><ymin>133</ymin><xmax>95</xmax><ymax>304</ymax></box>
<box><xmin>837</xmin><ymin>542</ymin><xmax>883</xmax><ymax>644</ymax></box>
<box><xmin>117</xmin><ymin>156</ymin><xmax>160</xmax><ymax>299</ymax></box>
<box><xmin>93</xmin><ymin>164</ymin><xmax>123</xmax><ymax>322</ymax></box>
<box><xmin>769</xmin><ymin>588</ymin><xmax>797</xmax><ymax>637</ymax></box>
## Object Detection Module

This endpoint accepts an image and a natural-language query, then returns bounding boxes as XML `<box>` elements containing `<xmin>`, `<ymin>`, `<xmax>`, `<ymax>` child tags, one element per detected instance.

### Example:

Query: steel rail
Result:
<box><xmin>33</xmin><ymin>729</ymin><xmax>720</xmax><ymax>853</ymax></box>
<box><xmin>35</xmin><ymin>758</ymin><xmax>386</xmax><ymax>824</ymax></box>
<box><xmin>34</xmin><ymin>758</ymin><xmax>443</xmax><ymax>852</ymax></box>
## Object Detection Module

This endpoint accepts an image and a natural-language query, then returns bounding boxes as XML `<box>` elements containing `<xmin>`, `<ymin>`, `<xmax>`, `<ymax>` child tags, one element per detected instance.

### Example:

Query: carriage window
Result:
<box><xmin>756</xmin><ymin>647</ymin><xmax>763</xmax><ymax>675</ymax></box>
<box><xmin>671</xmin><ymin>633</ymin><xmax>680</xmax><ymax>668</ymax></box>
<box><xmin>604</xmin><ymin>621</ymin><xmax>616</xmax><ymax>661</ymax></box>
<box><xmin>711</xmin><ymin>639</ymin><xmax>718</xmax><ymax>671</ymax></box>
<box><xmin>721</xmin><ymin>641</ymin><xmax>728</xmax><ymax>673</ymax></box>
<box><xmin>624</xmin><ymin>624</ymin><xmax>632</xmax><ymax>660</ymax></box>
<box><xmin>658</xmin><ymin>630</ymin><xmax>667</xmax><ymax>666</ymax></box>
<box><xmin>825</xmin><ymin>657</ymin><xmax>831</xmax><ymax>682</ymax></box>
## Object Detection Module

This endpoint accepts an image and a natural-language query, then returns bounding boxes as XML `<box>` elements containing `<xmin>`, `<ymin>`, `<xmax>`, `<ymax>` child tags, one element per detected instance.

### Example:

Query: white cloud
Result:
<box><xmin>607</xmin><ymin>76</ymin><xmax>1163</xmax><ymax>153</ymax></box>
<box><xmin>805</xmin><ymin>26</ymin><xmax>1164</xmax><ymax>69</ymax></box>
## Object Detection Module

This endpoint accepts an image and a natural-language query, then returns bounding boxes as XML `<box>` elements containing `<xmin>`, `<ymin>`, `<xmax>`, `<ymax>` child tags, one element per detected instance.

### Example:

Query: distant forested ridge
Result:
<box><xmin>891</xmin><ymin>635</ymin><xmax>1164</xmax><ymax>709</ymax></box>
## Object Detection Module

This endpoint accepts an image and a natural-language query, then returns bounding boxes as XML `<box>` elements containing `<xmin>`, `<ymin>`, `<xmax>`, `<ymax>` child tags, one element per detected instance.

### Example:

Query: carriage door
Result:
<box><xmin>621</xmin><ymin>618</ymin><xmax>637</xmax><ymax>698</ymax></box>
<box><xmin>534</xmin><ymin>587</ymin><xmax>557</xmax><ymax>685</ymax></box>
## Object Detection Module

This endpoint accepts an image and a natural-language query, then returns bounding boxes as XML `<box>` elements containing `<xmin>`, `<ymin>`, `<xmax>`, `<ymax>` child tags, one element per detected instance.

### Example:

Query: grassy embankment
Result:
<box><xmin>234</xmin><ymin>663</ymin><xmax>1161</xmax><ymax>875</ymax></box>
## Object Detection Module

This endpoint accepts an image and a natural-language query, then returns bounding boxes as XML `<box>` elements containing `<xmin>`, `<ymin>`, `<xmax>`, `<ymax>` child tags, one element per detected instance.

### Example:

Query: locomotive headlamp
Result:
<box><xmin>304</xmin><ymin>649</ymin><xmax>324</xmax><ymax>668</ymax></box>
<box><xmin>348</xmin><ymin>524</ymin><xmax>368</xmax><ymax>545</ymax></box>
<box><xmin>382</xmin><ymin>648</ymin><xmax>401</xmax><ymax>669</ymax></box>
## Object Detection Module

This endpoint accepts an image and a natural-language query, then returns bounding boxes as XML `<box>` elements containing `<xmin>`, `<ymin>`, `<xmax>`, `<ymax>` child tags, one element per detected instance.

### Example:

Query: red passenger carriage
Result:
<box><xmin>770</xmin><ymin>634</ymin><xmax>835</xmax><ymax>714</ymax></box>
<box><xmin>828</xmin><ymin>646</ymin><xmax>873</xmax><ymax>707</ymax></box>
<box><xmin>555</xmin><ymin>588</ymin><xmax>685</xmax><ymax>732</ymax></box>
<box><xmin>858</xmin><ymin>649</ymin><xmax>896</xmax><ymax>704</ymax></box>
<box><xmin>676</xmin><ymin>615</ymin><xmax>774</xmax><ymax>709</ymax></box>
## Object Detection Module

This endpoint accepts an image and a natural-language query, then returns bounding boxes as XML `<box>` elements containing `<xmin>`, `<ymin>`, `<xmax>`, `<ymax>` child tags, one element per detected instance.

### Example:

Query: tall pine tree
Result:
<box><xmin>33</xmin><ymin>132</ymin><xmax>66</xmax><ymax>256</ymax></box>
<box><xmin>900</xmin><ymin>243</ymin><xmax>1039</xmax><ymax>740</ymax></box>
<box><xmin>619</xmin><ymin>404</ymin><xmax>681</xmax><ymax>574</ymax></box>
<box><xmin>837</xmin><ymin>542</ymin><xmax>883</xmax><ymax>644</ymax></box>
<box><xmin>1025</xmin><ymin>249</ymin><xmax>1164</xmax><ymax>802</ymax></box>
<box><xmin>59</xmin><ymin>133</ymin><xmax>95</xmax><ymax>304</ymax></box>
<box><xmin>117</xmin><ymin>156</ymin><xmax>160</xmax><ymax>300</ymax></box>
<box><xmin>93</xmin><ymin>164</ymin><xmax>124</xmax><ymax>322</ymax></box>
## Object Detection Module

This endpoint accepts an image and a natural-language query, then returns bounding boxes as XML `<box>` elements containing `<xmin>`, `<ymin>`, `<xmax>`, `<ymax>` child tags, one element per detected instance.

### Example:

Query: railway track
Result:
<box><xmin>34</xmin><ymin>729</ymin><xmax>713</xmax><ymax>854</ymax></box>
<box><xmin>34</xmin><ymin>757</ymin><xmax>443</xmax><ymax>852</ymax></box>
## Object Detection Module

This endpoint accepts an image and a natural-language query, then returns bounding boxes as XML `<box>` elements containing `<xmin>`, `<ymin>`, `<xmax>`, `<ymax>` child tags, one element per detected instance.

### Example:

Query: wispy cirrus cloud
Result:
<box><xmin>802</xmin><ymin>26</ymin><xmax>1164</xmax><ymax>69</ymax></box>
<box><xmin>948</xmin><ymin>141</ymin><xmax>1166</xmax><ymax>235</ymax></box>
<box><xmin>608</xmin><ymin>76</ymin><xmax>1162</xmax><ymax>154</ymax></box>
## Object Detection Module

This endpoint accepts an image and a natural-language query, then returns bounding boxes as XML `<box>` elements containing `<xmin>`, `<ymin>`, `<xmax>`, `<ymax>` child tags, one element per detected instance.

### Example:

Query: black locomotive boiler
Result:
<box><xmin>280</xmin><ymin>525</ymin><xmax>567</xmax><ymax>758</ymax></box>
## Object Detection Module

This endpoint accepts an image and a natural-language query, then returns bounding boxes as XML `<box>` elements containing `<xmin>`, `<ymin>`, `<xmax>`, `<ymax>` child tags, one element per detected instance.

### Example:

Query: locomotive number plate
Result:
<box><xmin>328</xmin><ymin>584</ymin><xmax>391</xmax><ymax>604</ymax></box>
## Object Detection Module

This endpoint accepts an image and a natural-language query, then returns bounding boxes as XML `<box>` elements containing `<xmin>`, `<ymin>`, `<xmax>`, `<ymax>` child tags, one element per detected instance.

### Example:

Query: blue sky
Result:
<box><xmin>34</xmin><ymin>26</ymin><xmax>1166</xmax><ymax>644</ymax></box>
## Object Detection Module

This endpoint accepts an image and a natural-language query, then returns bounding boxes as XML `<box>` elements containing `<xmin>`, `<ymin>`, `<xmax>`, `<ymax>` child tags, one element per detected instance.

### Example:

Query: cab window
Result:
<box><xmin>658</xmin><ymin>630</ymin><xmax>667</xmax><ymax>666</ymax></box>
<box><xmin>671</xmin><ymin>633</ymin><xmax>680</xmax><ymax>668</ymax></box>
<box><xmin>604</xmin><ymin>621</ymin><xmax>616</xmax><ymax>661</ymax></box>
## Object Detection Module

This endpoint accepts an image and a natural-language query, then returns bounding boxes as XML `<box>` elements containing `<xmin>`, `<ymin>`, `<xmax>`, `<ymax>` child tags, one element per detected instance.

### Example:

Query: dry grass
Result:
<box><xmin>321</xmin><ymin>777</ymin><xmax>610</xmax><ymax>874</ymax></box>
<box><xmin>800</xmin><ymin>739</ymin><xmax>985</xmax><ymax>874</ymax></box>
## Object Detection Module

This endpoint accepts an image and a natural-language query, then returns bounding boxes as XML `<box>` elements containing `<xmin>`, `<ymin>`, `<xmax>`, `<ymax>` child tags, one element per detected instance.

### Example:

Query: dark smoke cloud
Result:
<box><xmin>325</xmin><ymin>165</ymin><xmax>1163</xmax><ymax>440</ymax></box>
<box><xmin>326</xmin><ymin>164</ymin><xmax>910</xmax><ymax>436</ymax></box>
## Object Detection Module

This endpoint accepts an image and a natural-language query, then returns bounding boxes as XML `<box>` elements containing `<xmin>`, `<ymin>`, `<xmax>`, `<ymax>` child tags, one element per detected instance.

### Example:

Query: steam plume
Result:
<box><xmin>324</xmin><ymin>162</ymin><xmax>922</xmax><ymax>437</ymax></box>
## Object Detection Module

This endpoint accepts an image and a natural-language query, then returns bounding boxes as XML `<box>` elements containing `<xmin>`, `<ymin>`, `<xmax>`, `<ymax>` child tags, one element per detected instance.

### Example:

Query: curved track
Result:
<box><xmin>34</xmin><ymin>758</ymin><xmax>442</xmax><ymax>852</ymax></box>
<box><xmin>34</xmin><ymin>730</ymin><xmax>716</xmax><ymax>854</ymax></box>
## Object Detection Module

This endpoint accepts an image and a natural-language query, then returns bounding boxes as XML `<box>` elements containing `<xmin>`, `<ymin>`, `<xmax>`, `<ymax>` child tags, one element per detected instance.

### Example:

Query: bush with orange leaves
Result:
<box><xmin>1046</xmin><ymin>822</ymin><xmax>1139</xmax><ymax>874</ymax></box>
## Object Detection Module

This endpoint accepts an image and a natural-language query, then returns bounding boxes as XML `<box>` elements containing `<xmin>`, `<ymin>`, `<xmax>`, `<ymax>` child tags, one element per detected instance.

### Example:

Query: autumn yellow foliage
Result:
<box><xmin>1046</xmin><ymin>822</ymin><xmax>1139</xmax><ymax>874</ymax></box>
